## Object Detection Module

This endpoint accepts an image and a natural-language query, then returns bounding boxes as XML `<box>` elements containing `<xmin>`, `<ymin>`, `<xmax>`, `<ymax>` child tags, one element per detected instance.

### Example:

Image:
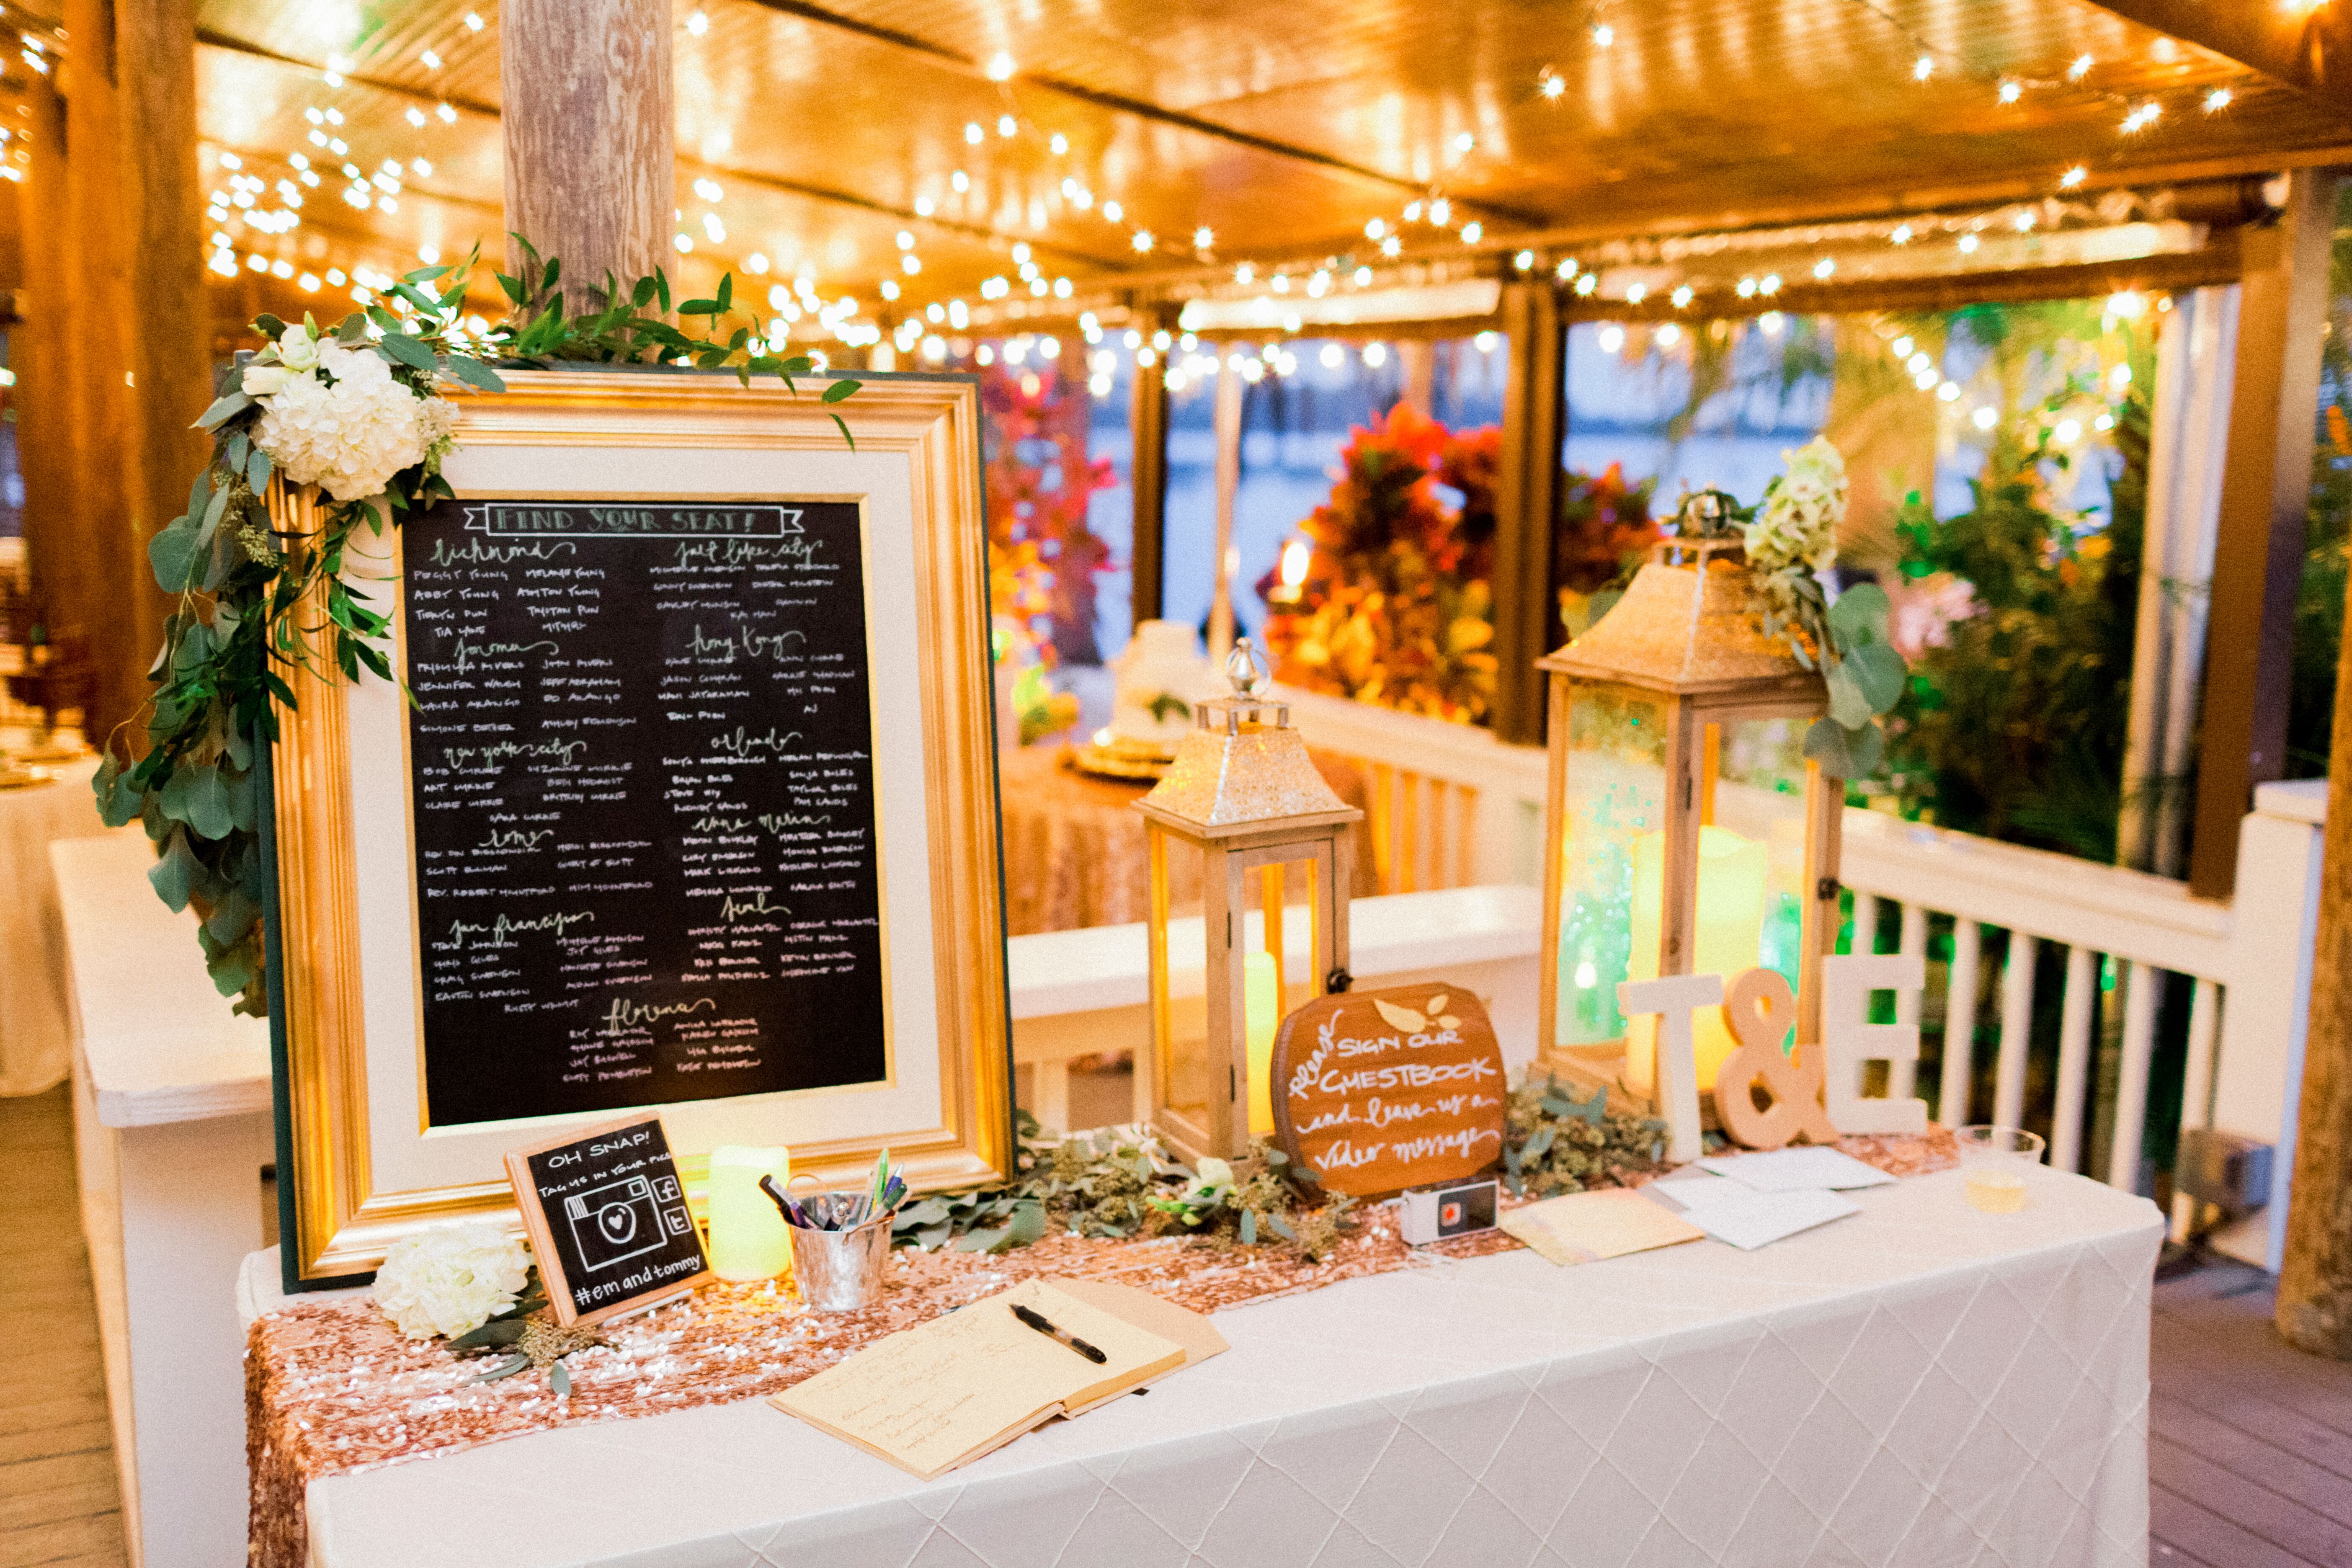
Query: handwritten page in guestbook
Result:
<box><xmin>400</xmin><ymin>497</ymin><xmax>889</xmax><ymax>1127</ymax></box>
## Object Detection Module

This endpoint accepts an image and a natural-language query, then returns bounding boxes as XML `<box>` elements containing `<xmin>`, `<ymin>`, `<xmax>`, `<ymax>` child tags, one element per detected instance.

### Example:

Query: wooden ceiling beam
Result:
<box><xmin>2089</xmin><ymin>0</ymin><xmax>2352</xmax><ymax>123</ymax></box>
<box><xmin>190</xmin><ymin>26</ymin><xmax>1137</xmax><ymax>272</ymax></box>
<box><xmin>738</xmin><ymin>0</ymin><xmax>1548</xmax><ymax>225</ymax></box>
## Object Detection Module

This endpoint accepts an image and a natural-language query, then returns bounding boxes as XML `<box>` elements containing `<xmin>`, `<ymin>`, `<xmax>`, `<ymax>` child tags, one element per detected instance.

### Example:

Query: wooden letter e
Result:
<box><xmin>1821</xmin><ymin>953</ymin><xmax>1930</xmax><ymax>1135</ymax></box>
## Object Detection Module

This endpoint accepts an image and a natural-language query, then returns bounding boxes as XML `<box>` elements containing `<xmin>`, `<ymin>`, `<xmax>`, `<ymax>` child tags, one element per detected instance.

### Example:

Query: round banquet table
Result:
<box><xmin>995</xmin><ymin>743</ymin><xmax>1377</xmax><ymax>936</ymax></box>
<box><xmin>0</xmin><ymin>749</ymin><xmax>106</xmax><ymax>1095</ymax></box>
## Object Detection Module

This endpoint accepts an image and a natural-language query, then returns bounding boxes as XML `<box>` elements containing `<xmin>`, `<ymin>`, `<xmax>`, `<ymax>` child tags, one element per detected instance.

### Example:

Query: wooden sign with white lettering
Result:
<box><xmin>1270</xmin><ymin>983</ymin><xmax>1508</xmax><ymax>1197</ymax></box>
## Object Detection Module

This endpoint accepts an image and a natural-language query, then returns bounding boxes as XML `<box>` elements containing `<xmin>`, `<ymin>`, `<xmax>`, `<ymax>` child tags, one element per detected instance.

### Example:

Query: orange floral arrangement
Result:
<box><xmin>1259</xmin><ymin>402</ymin><xmax>1500</xmax><ymax>723</ymax></box>
<box><xmin>982</xmin><ymin>361</ymin><xmax>1116</xmax><ymax>666</ymax></box>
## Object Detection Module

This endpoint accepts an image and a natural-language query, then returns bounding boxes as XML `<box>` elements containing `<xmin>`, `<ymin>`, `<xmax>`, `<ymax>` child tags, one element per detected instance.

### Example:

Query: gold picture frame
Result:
<box><xmin>263</xmin><ymin>369</ymin><xmax>1012</xmax><ymax>1283</ymax></box>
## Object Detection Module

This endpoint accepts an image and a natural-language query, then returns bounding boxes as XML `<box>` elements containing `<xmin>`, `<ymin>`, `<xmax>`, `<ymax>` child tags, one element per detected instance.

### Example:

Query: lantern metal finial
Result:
<box><xmin>1225</xmin><ymin>637</ymin><xmax>1272</xmax><ymax>698</ymax></box>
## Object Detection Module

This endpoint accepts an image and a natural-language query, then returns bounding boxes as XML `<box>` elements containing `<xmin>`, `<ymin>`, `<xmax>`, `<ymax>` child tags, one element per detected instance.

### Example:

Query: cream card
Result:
<box><xmin>1501</xmin><ymin>1188</ymin><xmax>1705</xmax><ymax>1266</ymax></box>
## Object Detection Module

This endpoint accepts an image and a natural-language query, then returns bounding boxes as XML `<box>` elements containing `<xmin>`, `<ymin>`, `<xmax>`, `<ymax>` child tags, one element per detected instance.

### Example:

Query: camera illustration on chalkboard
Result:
<box><xmin>565</xmin><ymin>1175</ymin><xmax>681</xmax><ymax>1273</ymax></box>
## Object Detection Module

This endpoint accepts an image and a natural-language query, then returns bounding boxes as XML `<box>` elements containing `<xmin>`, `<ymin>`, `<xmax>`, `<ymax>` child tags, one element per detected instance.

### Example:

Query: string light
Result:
<box><xmin>983</xmin><ymin>51</ymin><xmax>1014</xmax><ymax>81</ymax></box>
<box><xmin>2204</xmin><ymin>87</ymin><xmax>2232</xmax><ymax>112</ymax></box>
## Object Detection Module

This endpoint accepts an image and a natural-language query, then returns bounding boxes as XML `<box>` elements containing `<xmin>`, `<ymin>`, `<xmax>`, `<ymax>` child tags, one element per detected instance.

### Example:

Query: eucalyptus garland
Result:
<box><xmin>93</xmin><ymin>241</ymin><xmax>860</xmax><ymax>1014</ymax></box>
<box><xmin>1676</xmin><ymin>436</ymin><xmax>1911</xmax><ymax>779</ymax></box>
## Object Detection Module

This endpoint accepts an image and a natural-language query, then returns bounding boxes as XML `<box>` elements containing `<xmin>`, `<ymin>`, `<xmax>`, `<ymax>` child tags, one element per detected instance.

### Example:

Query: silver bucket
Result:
<box><xmin>789</xmin><ymin>1211</ymin><xmax>893</xmax><ymax>1310</ymax></box>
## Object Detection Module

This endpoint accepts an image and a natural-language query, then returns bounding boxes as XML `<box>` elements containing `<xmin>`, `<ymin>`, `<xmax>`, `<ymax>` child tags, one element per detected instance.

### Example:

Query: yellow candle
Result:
<box><xmin>1245</xmin><ymin>949</ymin><xmax>1280</xmax><ymax>1136</ymax></box>
<box><xmin>1623</xmin><ymin>825</ymin><xmax>1771</xmax><ymax>1093</ymax></box>
<box><xmin>705</xmin><ymin>1144</ymin><xmax>793</xmax><ymax>1283</ymax></box>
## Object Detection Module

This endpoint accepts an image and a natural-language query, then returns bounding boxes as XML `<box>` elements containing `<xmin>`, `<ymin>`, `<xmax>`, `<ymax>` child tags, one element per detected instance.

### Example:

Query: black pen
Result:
<box><xmin>1011</xmin><ymin>1302</ymin><xmax>1107</xmax><ymax>1364</ymax></box>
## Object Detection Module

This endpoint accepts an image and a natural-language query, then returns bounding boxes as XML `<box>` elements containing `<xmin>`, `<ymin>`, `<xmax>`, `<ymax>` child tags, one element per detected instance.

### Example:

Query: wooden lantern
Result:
<box><xmin>1136</xmin><ymin>641</ymin><xmax>1363</xmax><ymax>1162</ymax></box>
<box><xmin>1535</xmin><ymin>529</ymin><xmax>1845</xmax><ymax>1114</ymax></box>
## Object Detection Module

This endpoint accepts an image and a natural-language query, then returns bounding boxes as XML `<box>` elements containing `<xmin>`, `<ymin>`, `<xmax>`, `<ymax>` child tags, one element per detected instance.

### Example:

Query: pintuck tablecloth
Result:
<box><xmin>304</xmin><ymin>1164</ymin><xmax>2161</xmax><ymax>1568</ymax></box>
<box><xmin>0</xmin><ymin>752</ymin><xmax>105</xmax><ymax>1096</ymax></box>
<box><xmin>995</xmin><ymin>745</ymin><xmax>1377</xmax><ymax>936</ymax></box>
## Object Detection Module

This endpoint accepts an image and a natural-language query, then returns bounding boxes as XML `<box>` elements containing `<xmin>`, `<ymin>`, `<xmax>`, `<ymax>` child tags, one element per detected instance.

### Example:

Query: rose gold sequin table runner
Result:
<box><xmin>248</xmin><ymin>1133</ymin><xmax>1957</xmax><ymax>1568</ymax></box>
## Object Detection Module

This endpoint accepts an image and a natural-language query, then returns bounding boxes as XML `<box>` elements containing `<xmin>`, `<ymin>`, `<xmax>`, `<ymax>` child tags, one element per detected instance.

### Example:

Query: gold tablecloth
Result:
<box><xmin>995</xmin><ymin>743</ymin><xmax>1378</xmax><ymax>936</ymax></box>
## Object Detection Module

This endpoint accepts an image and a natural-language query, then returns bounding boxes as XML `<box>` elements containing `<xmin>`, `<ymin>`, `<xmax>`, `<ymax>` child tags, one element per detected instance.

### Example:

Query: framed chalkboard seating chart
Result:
<box><xmin>263</xmin><ymin>371</ymin><xmax>1012</xmax><ymax>1285</ymax></box>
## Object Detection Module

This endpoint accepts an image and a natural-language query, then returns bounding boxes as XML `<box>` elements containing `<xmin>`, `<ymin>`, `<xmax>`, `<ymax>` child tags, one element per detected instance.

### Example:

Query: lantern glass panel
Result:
<box><xmin>1553</xmin><ymin>685</ymin><xmax>1670</xmax><ymax>1053</ymax></box>
<box><xmin>1154</xmin><ymin>841</ymin><xmax>1330</xmax><ymax>1147</ymax></box>
<box><xmin>1712</xmin><ymin>714</ymin><xmax>1818</xmax><ymax>1000</ymax></box>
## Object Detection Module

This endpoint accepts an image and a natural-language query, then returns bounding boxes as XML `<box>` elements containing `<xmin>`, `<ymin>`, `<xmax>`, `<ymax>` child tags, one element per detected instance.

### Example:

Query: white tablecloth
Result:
<box><xmin>0</xmin><ymin>753</ymin><xmax>108</xmax><ymax>1096</ymax></box>
<box><xmin>305</xmin><ymin>1165</ymin><xmax>2160</xmax><ymax>1568</ymax></box>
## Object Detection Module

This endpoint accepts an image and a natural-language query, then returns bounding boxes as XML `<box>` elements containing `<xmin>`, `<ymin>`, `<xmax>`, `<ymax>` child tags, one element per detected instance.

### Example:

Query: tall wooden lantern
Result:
<box><xmin>1536</xmin><ymin>529</ymin><xmax>1845</xmax><ymax>1111</ymax></box>
<box><xmin>1137</xmin><ymin>641</ymin><xmax>1363</xmax><ymax>1162</ymax></box>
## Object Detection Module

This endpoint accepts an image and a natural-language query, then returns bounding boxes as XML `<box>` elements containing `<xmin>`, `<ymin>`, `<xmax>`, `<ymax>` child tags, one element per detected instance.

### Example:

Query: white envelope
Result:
<box><xmin>1684</xmin><ymin>1186</ymin><xmax>1861</xmax><ymax>1250</ymax></box>
<box><xmin>1697</xmin><ymin>1146</ymin><xmax>1897</xmax><ymax>1192</ymax></box>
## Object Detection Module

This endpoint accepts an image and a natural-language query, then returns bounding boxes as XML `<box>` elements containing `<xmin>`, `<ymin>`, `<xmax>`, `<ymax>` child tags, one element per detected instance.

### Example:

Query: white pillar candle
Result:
<box><xmin>705</xmin><ymin>1144</ymin><xmax>792</xmax><ymax>1283</ymax></box>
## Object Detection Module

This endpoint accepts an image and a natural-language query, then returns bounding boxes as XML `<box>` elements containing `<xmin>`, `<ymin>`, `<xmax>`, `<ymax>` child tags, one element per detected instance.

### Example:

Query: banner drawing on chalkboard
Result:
<box><xmin>405</xmin><ymin>496</ymin><xmax>890</xmax><ymax>1127</ymax></box>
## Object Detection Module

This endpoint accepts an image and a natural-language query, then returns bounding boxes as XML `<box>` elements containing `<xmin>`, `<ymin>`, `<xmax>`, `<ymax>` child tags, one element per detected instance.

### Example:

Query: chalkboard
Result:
<box><xmin>1270</xmin><ymin>983</ymin><xmax>1508</xmax><ymax>1197</ymax></box>
<box><xmin>503</xmin><ymin>1114</ymin><xmax>712</xmax><ymax>1325</ymax></box>
<box><xmin>402</xmin><ymin>497</ymin><xmax>888</xmax><ymax>1127</ymax></box>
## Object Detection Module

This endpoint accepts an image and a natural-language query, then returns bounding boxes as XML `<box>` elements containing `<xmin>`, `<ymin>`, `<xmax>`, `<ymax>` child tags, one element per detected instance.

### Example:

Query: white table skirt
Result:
<box><xmin>305</xmin><ymin>1166</ymin><xmax>2161</xmax><ymax>1568</ymax></box>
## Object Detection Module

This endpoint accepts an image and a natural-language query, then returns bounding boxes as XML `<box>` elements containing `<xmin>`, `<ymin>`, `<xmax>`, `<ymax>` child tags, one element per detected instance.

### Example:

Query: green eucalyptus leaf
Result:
<box><xmin>447</xmin><ymin>1318</ymin><xmax>529</xmax><ymax>1350</ymax></box>
<box><xmin>444</xmin><ymin>355</ymin><xmax>506</xmax><ymax>392</ymax></box>
<box><xmin>246</xmin><ymin>447</ymin><xmax>272</xmax><ymax>495</ymax></box>
<box><xmin>1826</xmin><ymin>581</ymin><xmax>1892</xmax><ymax>646</ymax></box>
<box><xmin>1845</xmin><ymin>641</ymin><xmax>1908</xmax><ymax>717</ymax></box>
<box><xmin>1238</xmin><ymin>1207</ymin><xmax>1257</xmax><ymax>1245</ymax></box>
<box><xmin>550</xmin><ymin>1360</ymin><xmax>571</xmax><ymax>1398</ymax></box>
<box><xmin>1006</xmin><ymin>1198</ymin><xmax>1047</xmax><ymax>1247</ymax></box>
<box><xmin>225</xmin><ymin>431</ymin><xmax>250</xmax><ymax>471</ymax></box>
<box><xmin>820</xmin><ymin>379</ymin><xmax>861</xmax><ymax>405</ymax></box>
<box><xmin>473</xmin><ymin>1354</ymin><xmax>531</xmax><ymax>1383</ymax></box>
<box><xmin>148</xmin><ymin>829</ymin><xmax>201</xmax><ymax>912</ymax></box>
<box><xmin>194</xmin><ymin>391</ymin><xmax>254</xmax><ymax>431</ymax></box>
<box><xmin>378</xmin><ymin>332</ymin><xmax>438</xmax><ymax>372</ymax></box>
<box><xmin>149</xmin><ymin>527</ymin><xmax>200</xmax><ymax>593</ymax></box>
<box><xmin>1823</xmin><ymin>661</ymin><xmax>1874</xmax><ymax>729</ymax></box>
<box><xmin>1801</xmin><ymin>716</ymin><xmax>1884</xmax><ymax>780</ymax></box>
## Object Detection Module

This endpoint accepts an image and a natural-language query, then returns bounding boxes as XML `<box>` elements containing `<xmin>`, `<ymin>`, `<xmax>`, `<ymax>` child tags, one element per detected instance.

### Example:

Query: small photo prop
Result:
<box><xmin>504</xmin><ymin>1114</ymin><xmax>712</xmax><ymax>1326</ymax></box>
<box><xmin>1271</xmin><ymin>983</ymin><xmax>1506</xmax><ymax>1197</ymax></box>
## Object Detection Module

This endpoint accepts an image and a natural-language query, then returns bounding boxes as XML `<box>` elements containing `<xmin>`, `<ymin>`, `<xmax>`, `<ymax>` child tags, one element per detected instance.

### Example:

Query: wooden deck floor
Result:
<box><xmin>2151</xmin><ymin>1256</ymin><xmax>2352</xmax><ymax>1566</ymax></box>
<box><xmin>4</xmin><ymin>1075</ymin><xmax>2352</xmax><ymax>1568</ymax></box>
<box><xmin>0</xmin><ymin>1086</ymin><xmax>126</xmax><ymax>1568</ymax></box>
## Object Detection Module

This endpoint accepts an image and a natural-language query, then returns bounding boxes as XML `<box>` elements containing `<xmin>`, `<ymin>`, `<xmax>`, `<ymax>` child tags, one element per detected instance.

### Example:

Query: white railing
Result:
<box><xmin>1277</xmin><ymin>684</ymin><xmax>1548</xmax><ymax>892</ymax></box>
<box><xmin>1272</xmin><ymin>688</ymin><xmax>2322</xmax><ymax>1242</ymax></box>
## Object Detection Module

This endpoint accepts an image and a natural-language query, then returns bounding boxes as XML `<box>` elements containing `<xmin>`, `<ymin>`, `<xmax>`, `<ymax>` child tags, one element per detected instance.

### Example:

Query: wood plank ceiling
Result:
<box><xmin>14</xmin><ymin>0</ymin><xmax>2352</xmax><ymax>340</ymax></box>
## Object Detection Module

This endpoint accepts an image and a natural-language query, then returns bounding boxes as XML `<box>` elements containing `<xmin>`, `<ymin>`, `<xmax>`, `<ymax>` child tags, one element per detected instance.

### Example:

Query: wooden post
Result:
<box><xmin>1207</xmin><ymin>356</ymin><xmax>1243</xmax><ymax>663</ymax></box>
<box><xmin>59</xmin><ymin>0</ymin><xmax>145</xmax><ymax>747</ymax></box>
<box><xmin>14</xmin><ymin>68</ymin><xmax>80</xmax><ymax>666</ymax></box>
<box><xmin>500</xmin><ymin>0</ymin><xmax>674</xmax><ymax>300</ymax></box>
<box><xmin>1129</xmin><ymin>309</ymin><xmax>1170</xmax><ymax>632</ymax></box>
<box><xmin>116</xmin><ymin>0</ymin><xmax>209</xmax><ymax>736</ymax></box>
<box><xmin>1492</xmin><ymin>279</ymin><xmax>1565</xmax><ymax>744</ymax></box>
<box><xmin>2277</xmin><ymin>558</ymin><xmax>2352</xmax><ymax>1357</ymax></box>
<box><xmin>2188</xmin><ymin>170</ymin><xmax>2334</xmax><ymax>898</ymax></box>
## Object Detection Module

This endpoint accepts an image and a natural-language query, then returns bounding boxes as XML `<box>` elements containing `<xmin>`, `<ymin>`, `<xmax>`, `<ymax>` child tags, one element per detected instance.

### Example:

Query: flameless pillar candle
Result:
<box><xmin>1245</xmin><ymin>949</ymin><xmax>1280</xmax><ymax>1136</ymax></box>
<box><xmin>1623</xmin><ymin>825</ymin><xmax>1771</xmax><ymax>1093</ymax></box>
<box><xmin>705</xmin><ymin>1144</ymin><xmax>793</xmax><ymax>1282</ymax></box>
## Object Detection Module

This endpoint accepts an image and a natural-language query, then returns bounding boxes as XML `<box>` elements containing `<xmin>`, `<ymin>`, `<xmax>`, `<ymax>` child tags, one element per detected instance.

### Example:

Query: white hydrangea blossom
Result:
<box><xmin>371</xmin><ymin>1222</ymin><xmax>532</xmax><ymax>1341</ymax></box>
<box><xmin>251</xmin><ymin>342</ymin><xmax>437</xmax><ymax>503</ymax></box>
<box><xmin>1745</xmin><ymin>435</ymin><xmax>1847</xmax><ymax>575</ymax></box>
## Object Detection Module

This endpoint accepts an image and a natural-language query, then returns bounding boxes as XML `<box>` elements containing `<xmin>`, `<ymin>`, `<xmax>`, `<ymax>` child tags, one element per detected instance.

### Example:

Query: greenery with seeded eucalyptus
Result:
<box><xmin>93</xmin><ymin>242</ymin><xmax>861</xmax><ymax>1015</ymax></box>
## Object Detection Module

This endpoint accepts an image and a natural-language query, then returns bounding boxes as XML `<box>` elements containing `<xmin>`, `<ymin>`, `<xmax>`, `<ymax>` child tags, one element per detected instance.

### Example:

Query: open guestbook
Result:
<box><xmin>770</xmin><ymin>1278</ymin><xmax>1224</xmax><ymax>1479</ymax></box>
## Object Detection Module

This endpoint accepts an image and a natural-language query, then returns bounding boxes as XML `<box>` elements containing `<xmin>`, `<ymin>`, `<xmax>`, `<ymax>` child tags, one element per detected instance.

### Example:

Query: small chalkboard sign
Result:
<box><xmin>503</xmin><ymin>1114</ymin><xmax>712</xmax><ymax>1326</ymax></box>
<box><xmin>1271</xmin><ymin>983</ymin><xmax>1508</xmax><ymax>1197</ymax></box>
